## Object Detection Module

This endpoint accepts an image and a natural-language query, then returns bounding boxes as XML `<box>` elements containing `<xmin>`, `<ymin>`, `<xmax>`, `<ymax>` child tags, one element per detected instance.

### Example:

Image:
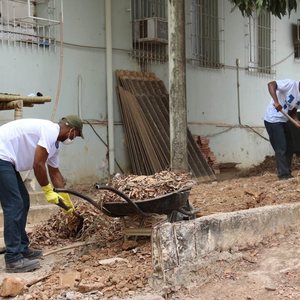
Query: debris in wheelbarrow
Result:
<box><xmin>54</xmin><ymin>184</ymin><xmax>199</xmax><ymax>222</ymax></box>
<box><xmin>99</xmin><ymin>171</ymin><xmax>196</xmax><ymax>202</ymax></box>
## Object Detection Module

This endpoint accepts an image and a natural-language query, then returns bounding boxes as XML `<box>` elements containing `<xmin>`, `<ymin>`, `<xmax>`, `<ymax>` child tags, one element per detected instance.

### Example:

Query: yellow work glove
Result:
<box><xmin>42</xmin><ymin>183</ymin><xmax>59</xmax><ymax>205</ymax></box>
<box><xmin>57</xmin><ymin>192</ymin><xmax>75</xmax><ymax>214</ymax></box>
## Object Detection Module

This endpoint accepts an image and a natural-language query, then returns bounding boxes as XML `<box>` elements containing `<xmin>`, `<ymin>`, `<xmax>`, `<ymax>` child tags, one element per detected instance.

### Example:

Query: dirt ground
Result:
<box><xmin>8</xmin><ymin>156</ymin><xmax>300</xmax><ymax>299</ymax></box>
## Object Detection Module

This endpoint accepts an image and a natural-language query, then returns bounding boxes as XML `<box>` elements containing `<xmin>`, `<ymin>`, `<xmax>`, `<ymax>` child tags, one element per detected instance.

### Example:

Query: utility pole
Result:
<box><xmin>168</xmin><ymin>0</ymin><xmax>188</xmax><ymax>172</ymax></box>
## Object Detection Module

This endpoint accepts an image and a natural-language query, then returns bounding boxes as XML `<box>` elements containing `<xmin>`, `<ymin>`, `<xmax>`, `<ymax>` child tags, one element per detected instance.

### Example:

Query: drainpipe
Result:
<box><xmin>236</xmin><ymin>58</ymin><xmax>241</xmax><ymax>125</ymax></box>
<box><xmin>105</xmin><ymin>0</ymin><xmax>115</xmax><ymax>175</ymax></box>
<box><xmin>77</xmin><ymin>74</ymin><xmax>82</xmax><ymax>119</ymax></box>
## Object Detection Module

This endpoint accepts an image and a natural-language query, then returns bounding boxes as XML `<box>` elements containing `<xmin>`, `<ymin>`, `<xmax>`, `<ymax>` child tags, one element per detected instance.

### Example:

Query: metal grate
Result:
<box><xmin>188</xmin><ymin>0</ymin><xmax>224</xmax><ymax>68</ymax></box>
<box><xmin>294</xmin><ymin>19</ymin><xmax>300</xmax><ymax>60</ymax></box>
<box><xmin>116</xmin><ymin>70</ymin><xmax>217</xmax><ymax>181</ymax></box>
<box><xmin>132</xmin><ymin>0</ymin><xmax>166</xmax><ymax>19</ymax></box>
<box><xmin>131</xmin><ymin>0</ymin><xmax>168</xmax><ymax>68</ymax></box>
<box><xmin>0</xmin><ymin>0</ymin><xmax>62</xmax><ymax>51</ymax></box>
<box><xmin>247</xmin><ymin>11</ymin><xmax>275</xmax><ymax>74</ymax></box>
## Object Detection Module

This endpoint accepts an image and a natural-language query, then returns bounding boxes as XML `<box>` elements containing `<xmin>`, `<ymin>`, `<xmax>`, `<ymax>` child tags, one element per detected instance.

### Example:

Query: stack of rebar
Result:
<box><xmin>116</xmin><ymin>70</ymin><xmax>216</xmax><ymax>181</ymax></box>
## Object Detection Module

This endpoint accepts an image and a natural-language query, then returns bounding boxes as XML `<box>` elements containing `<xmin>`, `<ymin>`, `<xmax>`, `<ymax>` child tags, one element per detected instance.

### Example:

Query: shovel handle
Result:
<box><xmin>56</xmin><ymin>196</ymin><xmax>82</xmax><ymax>219</ymax></box>
<box><xmin>57</xmin><ymin>197</ymin><xmax>71</xmax><ymax>211</ymax></box>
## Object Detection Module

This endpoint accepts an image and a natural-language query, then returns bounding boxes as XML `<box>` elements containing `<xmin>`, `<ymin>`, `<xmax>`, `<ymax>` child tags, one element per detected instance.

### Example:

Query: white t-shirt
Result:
<box><xmin>264</xmin><ymin>79</ymin><xmax>300</xmax><ymax>123</ymax></box>
<box><xmin>0</xmin><ymin>119</ymin><xmax>60</xmax><ymax>172</ymax></box>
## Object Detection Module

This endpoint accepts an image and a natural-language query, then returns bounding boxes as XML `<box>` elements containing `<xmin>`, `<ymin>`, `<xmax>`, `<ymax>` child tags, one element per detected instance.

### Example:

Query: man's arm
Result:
<box><xmin>268</xmin><ymin>81</ymin><xmax>282</xmax><ymax>111</ymax></box>
<box><xmin>48</xmin><ymin>165</ymin><xmax>65</xmax><ymax>188</ymax></box>
<box><xmin>48</xmin><ymin>164</ymin><xmax>75</xmax><ymax>214</ymax></box>
<box><xmin>33</xmin><ymin>145</ymin><xmax>50</xmax><ymax>186</ymax></box>
<box><xmin>34</xmin><ymin>146</ymin><xmax>74</xmax><ymax>212</ymax></box>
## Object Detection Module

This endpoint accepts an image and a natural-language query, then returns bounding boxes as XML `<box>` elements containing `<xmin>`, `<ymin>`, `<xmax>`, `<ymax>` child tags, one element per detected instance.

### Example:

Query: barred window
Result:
<box><xmin>0</xmin><ymin>0</ymin><xmax>62</xmax><ymax>52</ymax></box>
<box><xmin>248</xmin><ymin>11</ymin><xmax>275</xmax><ymax>74</ymax></box>
<box><xmin>131</xmin><ymin>0</ymin><xmax>168</xmax><ymax>65</ymax></box>
<box><xmin>188</xmin><ymin>0</ymin><xmax>224</xmax><ymax>68</ymax></box>
<box><xmin>294</xmin><ymin>20</ymin><xmax>300</xmax><ymax>60</ymax></box>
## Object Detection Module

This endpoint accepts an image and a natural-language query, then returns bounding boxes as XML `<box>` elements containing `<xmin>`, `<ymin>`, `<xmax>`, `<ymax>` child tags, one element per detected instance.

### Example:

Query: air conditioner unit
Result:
<box><xmin>134</xmin><ymin>17</ymin><xmax>168</xmax><ymax>44</ymax></box>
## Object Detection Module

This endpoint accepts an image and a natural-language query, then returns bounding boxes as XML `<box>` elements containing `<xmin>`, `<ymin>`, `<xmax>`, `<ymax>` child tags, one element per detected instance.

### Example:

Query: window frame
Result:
<box><xmin>247</xmin><ymin>10</ymin><xmax>275</xmax><ymax>75</ymax></box>
<box><xmin>188</xmin><ymin>0</ymin><xmax>224</xmax><ymax>69</ymax></box>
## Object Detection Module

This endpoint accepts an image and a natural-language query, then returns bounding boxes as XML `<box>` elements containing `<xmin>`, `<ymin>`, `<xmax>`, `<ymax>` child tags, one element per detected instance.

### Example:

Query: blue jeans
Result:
<box><xmin>264</xmin><ymin>120</ymin><xmax>294</xmax><ymax>178</ymax></box>
<box><xmin>0</xmin><ymin>159</ymin><xmax>30</xmax><ymax>263</ymax></box>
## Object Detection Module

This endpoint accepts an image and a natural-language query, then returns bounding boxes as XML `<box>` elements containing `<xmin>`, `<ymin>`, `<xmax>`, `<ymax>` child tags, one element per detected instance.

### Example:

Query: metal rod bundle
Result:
<box><xmin>116</xmin><ymin>70</ymin><xmax>216</xmax><ymax>181</ymax></box>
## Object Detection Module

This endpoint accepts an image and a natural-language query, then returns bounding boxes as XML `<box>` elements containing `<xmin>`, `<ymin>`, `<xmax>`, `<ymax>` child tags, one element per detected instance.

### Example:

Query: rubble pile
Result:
<box><xmin>29</xmin><ymin>201</ymin><xmax>123</xmax><ymax>248</ymax></box>
<box><xmin>14</xmin><ymin>162</ymin><xmax>300</xmax><ymax>299</ymax></box>
<box><xmin>18</xmin><ymin>240</ymin><xmax>153</xmax><ymax>300</ymax></box>
<box><xmin>29</xmin><ymin>171</ymin><xmax>193</xmax><ymax>247</ymax></box>
<box><xmin>97</xmin><ymin>170</ymin><xmax>195</xmax><ymax>203</ymax></box>
<box><xmin>25</xmin><ymin>171</ymin><xmax>195</xmax><ymax>299</ymax></box>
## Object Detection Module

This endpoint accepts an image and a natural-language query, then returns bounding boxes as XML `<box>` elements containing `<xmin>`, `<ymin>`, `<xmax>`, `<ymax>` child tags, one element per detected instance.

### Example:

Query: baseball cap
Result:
<box><xmin>61</xmin><ymin>115</ymin><xmax>84</xmax><ymax>138</ymax></box>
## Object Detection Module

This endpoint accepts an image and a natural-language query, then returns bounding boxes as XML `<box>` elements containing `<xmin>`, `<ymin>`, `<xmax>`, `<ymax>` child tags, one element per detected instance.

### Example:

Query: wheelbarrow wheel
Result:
<box><xmin>167</xmin><ymin>200</ymin><xmax>199</xmax><ymax>222</ymax></box>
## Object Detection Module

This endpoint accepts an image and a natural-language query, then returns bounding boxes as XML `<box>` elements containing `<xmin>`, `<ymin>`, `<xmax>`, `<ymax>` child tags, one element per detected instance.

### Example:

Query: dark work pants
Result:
<box><xmin>264</xmin><ymin>120</ymin><xmax>294</xmax><ymax>178</ymax></box>
<box><xmin>0</xmin><ymin>159</ymin><xmax>30</xmax><ymax>263</ymax></box>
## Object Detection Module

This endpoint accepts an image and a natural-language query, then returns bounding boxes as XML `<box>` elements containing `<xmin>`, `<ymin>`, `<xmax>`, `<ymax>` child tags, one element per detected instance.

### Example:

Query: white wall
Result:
<box><xmin>159</xmin><ymin>1</ymin><xmax>300</xmax><ymax>168</ymax></box>
<box><xmin>0</xmin><ymin>0</ymin><xmax>137</xmax><ymax>184</ymax></box>
<box><xmin>1</xmin><ymin>0</ymin><xmax>299</xmax><ymax>185</ymax></box>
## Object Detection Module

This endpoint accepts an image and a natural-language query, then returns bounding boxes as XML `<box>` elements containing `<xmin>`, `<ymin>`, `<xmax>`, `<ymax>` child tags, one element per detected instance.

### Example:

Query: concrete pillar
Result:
<box><xmin>168</xmin><ymin>0</ymin><xmax>188</xmax><ymax>172</ymax></box>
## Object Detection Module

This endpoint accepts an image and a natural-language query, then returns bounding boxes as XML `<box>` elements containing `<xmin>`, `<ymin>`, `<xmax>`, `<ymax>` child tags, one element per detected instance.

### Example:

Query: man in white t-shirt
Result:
<box><xmin>264</xmin><ymin>79</ymin><xmax>300</xmax><ymax>179</ymax></box>
<box><xmin>0</xmin><ymin>115</ymin><xmax>84</xmax><ymax>273</ymax></box>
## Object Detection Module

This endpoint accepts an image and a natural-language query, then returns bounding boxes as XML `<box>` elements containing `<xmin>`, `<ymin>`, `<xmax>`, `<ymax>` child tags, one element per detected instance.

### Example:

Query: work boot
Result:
<box><xmin>6</xmin><ymin>258</ymin><xmax>40</xmax><ymax>273</ymax></box>
<box><xmin>22</xmin><ymin>248</ymin><xmax>43</xmax><ymax>259</ymax></box>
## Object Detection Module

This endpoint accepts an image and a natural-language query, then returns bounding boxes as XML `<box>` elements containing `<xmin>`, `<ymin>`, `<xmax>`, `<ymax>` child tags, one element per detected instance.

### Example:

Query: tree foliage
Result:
<box><xmin>230</xmin><ymin>0</ymin><xmax>297</xmax><ymax>18</ymax></box>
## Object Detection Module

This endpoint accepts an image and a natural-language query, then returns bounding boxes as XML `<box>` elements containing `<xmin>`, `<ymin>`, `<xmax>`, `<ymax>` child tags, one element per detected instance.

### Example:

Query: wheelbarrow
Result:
<box><xmin>54</xmin><ymin>184</ymin><xmax>197</xmax><ymax>222</ymax></box>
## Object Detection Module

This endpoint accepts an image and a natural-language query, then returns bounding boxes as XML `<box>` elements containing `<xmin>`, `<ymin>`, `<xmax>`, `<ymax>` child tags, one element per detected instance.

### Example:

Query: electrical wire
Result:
<box><xmin>51</xmin><ymin>12</ymin><xmax>64</xmax><ymax>121</ymax></box>
<box><xmin>271</xmin><ymin>50</ymin><xmax>295</xmax><ymax>67</ymax></box>
<box><xmin>214</xmin><ymin>51</ymin><xmax>298</xmax><ymax>143</ymax></box>
<box><xmin>205</xmin><ymin>124</ymin><xmax>269</xmax><ymax>142</ymax></box>
<box><xmin>83</xmin><ymin>119</ymin><xmax>124</xmax><ymax>173</ymax></box>
<box><xmin>242</xmin><ymin>125</ymin><xmax>269</xmax><ymax>141</ymax></box>
<box><xmin>221</xmin><ymin>50</ymin><xmax>296</xmax><ymax>71</ymax></box>
<box><xmin>56</xmin><ymin>40</ymin><xmax>130</xmax><ymax>53</ymax></box>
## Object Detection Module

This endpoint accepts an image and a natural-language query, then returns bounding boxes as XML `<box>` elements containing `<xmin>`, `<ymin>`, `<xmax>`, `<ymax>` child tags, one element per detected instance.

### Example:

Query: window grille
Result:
<box><xmin>294</xmin><ymin>19</ymin><xmax>300</xmax><ymax>60</ymax></box>
<box><xmin>247</xmin><ymin>11</ymin><xmax>275</xmax><ymax>74</ymax></box>
<box><xmin>131</xmin><ymin>0</ymin><xmax>168</xmax><ymax>67</ymax></box>
<box><xmin>188</xmin><ymin>0</ymin><xmax>224</xmax><ymax>69</ymax></box>
<box><xmin>295</xmin><ymin>43</ymin><xmax>300</xmax><ymax>60</ymax></box>
<box><xmin>0</xmin><ymin>0</ymin><xmax>62</xmax><ymax>52</ymax></box>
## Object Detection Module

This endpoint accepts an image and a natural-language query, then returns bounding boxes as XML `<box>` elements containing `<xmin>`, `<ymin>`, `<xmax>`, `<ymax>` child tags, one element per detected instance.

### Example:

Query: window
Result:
<box><xmin>188</xmin><ymin>0</ymin><xmax>224</xmax><ymax>68</ymax></box>
<box><xmin>247</xmin><ymin>11</ymin><xmax>275</xmax><ymax>74</ymax></box>
<box><xmin>0</xmin><ymin>0</ymin><xmax>62</xmax><ymax>51</ymax></box>
<box><xmin>293</xmin><ymin>20</ymin><xmax>300</xmax><ymax>60</ymax></box>
<box><xmin>131</xmin><ymin>0</ymin><xmax>168</xmax><ymax>66</ymax></box>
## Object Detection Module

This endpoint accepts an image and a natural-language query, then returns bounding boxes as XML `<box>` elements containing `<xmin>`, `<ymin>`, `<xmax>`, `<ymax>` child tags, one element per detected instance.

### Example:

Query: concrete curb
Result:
<box><xmin>150</xmin><ymin>202</ymin><xmax>300</xmax><ymax>290</ymax></box>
